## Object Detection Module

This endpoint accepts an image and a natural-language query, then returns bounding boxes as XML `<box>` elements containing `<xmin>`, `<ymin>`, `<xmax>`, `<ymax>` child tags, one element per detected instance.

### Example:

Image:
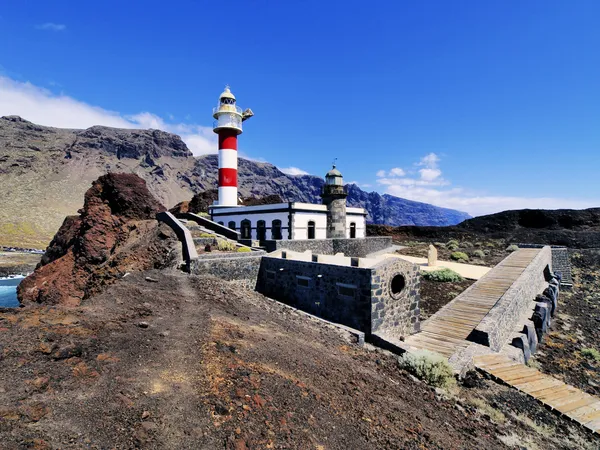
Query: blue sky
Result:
<box><xmin>1</xmin><ymin>0</ymin><xmax>599</xmax><ymax>216</ymax></box>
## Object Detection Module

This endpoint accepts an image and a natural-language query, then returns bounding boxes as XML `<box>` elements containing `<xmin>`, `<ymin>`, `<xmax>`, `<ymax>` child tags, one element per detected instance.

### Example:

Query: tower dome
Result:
<box><xmin>325</xmin><ymin>165</ymin><xmax>343</xmax><ymax>186</ymax></box>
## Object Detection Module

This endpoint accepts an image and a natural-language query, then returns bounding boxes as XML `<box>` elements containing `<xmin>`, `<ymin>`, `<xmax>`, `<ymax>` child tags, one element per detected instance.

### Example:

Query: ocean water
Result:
<box><xmin>0</xmin><ymin>276</ymin><xmax>24</xmax><ymax>307</ymax></box>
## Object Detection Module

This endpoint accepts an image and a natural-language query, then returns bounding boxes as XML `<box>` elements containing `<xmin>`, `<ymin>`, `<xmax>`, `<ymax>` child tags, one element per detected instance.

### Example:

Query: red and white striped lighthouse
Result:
<box><xmin>212</xmin><ymin>86</ymin><xmax>253</xmax><ymax>207</ymax></box>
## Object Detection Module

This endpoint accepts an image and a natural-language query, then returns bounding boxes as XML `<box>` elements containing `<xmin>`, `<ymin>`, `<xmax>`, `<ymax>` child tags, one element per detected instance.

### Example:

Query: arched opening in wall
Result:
<box><xmin>228</xmin><ymin>221</ymin><xmax>236</xmax><ymax>231</ymax></box>
<box><xmin>307</xmin><ymin>221</ymin><xmax>316</xmax><ymax>240</ymax></box>
<box><xmin>257</xmin><ymin>220</ymin><xmax>266</xmax><ymax>241</ymax></box>
<box><xmin>241</xmin><ymin>220</ymin><xmax>251</xmax><ymax>239</ymax></box>
<box><xmin>350</xmin><ymin>222</ymin><xmax>356</xmax><ymax>239</ymax></box>
<box><xmin>218</xmin><ymin>221</ymin><xmax>224</xmax><ymax>226</ymax></box>
<box><xmin>390</xmin><ymin>274</ymin><xmax>406</xmax><ymax>297</ymax></box>
<box><xmin>272</xmin><ymin>219</ymin><xmax>282</xmax><ymax>240</ymax></box>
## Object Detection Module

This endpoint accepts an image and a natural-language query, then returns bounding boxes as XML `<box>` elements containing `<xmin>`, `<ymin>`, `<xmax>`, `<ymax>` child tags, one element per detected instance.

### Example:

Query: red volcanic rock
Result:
<box><xmin>169</xmin><ymin>189</ymin><xmax>219</xmax><ymax>215</ymax></box>
<box><xmin>18</xmin><ymin>173</ymin><xmax>177</xmax><ymax>306</ymax></box>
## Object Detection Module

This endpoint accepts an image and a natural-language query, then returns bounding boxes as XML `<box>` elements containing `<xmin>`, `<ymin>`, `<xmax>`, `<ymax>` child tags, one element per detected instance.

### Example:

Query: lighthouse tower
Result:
<box><xmin>213</xmin><ymin>86</ymin><xmax>253</xmax><ymax>207</ymax></box>
<box><xmin>321</xmin><ymin>164</ymin><xmax>348</xmax><ymax>238</ymax></box>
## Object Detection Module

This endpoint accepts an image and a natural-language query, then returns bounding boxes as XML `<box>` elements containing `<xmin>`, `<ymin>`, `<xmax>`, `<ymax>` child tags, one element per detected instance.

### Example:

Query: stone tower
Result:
<box><xmin>321</xmin><ymin>164</ymin><xmax>348</xmax><ymax>239</ymax></box>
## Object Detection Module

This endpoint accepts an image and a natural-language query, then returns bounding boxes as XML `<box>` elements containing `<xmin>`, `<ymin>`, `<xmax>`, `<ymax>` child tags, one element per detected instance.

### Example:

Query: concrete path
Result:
<box><xmin>403</xmin><ymin>249</ymin><xmax>541</xmax><ymax>358</ymax></box>
<box><xmin>475</xmin><ymin>353</ymin><xmax>600</xmax><ymax>435</ymax></box>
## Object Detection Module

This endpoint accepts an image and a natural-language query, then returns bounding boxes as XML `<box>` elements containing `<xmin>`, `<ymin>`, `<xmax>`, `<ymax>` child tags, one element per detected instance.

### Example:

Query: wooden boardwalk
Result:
<box><xmin>475</xmin><ymin>354</ymin><xmax>600</xmax><ymax>435</ymax></box>
<box><xmin>404</xmin><ymin>248</ymin><xmax>541</xmax><ymax>357</ymax></box>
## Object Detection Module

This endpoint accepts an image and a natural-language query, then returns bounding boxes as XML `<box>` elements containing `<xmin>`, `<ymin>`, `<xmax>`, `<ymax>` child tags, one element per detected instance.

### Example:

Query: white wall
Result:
<box><xmin>292</xmin><ymin>211</ymin><xmax>327</xmax><ymax>239</ymax></box>
<box><xmin>211</xmin><ymin>211</ymin><xmax>290</xmax><ymax>240</ymax></box>
<box><xmin>211</xmin><ymin>205</ymin><xmax>366</xmax><ymax>240</ymax></box>
<box><xmin>346</xmin><ymin>213</ymin><xmax>366</xmax><ymax>238</ymax></box>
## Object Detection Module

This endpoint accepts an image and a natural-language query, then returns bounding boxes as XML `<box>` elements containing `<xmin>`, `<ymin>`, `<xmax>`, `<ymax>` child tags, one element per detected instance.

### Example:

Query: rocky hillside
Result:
<box><xmin>369</xmin><ymin>207</ymin><xmax>600</xmax><ymax>248</ymax></box>
<box><xmin>0</xmin><ymin>116</ymin><xmax>469</xmax><ymax>247</ymax></box>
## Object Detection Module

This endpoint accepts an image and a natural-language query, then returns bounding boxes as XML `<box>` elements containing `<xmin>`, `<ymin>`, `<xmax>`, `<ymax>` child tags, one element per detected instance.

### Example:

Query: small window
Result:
<box><xmin>272</xmin><ymin>219</ymin><xmax>282</xmax><ymax>240</ymax></box>
<box><xmin>257</xmin><ymin>220</ymin><xmax>266</xmax><ymax>241</ymax></box>
<box><xmin>337</xmin><ymin>283</ymin><xmax>357</xmax><ymax>298</ymax></box>
<box><xmin>218</xmin><ymin>221</ymin><xmax>224</xmax><ymax>226</ymax></box>
<box><xmin>241</xmin><ymin>219</ymin><xmax>251</xmax><ymax>239</ymax></box>
<box><xmin>296</xmin><ymin>276</ymin><xmax>311</xmax><ymax>288</ymax></box>
<box><xmin>350</xmin><ymin>222</ymin><xmax>356</xmax><ymax>239</ymax></box>
<box><xmin>391</xmin><ymin>274</ymin><xmax>406</xmax><ymax>296</ymax></box>
<box><xmin>228</xmin><ymin>221</ymin><xmax>236</xmax><ymax>230</ymax></box>
<box><xmin>307</xmin><ymin>221</ymin><xmax>316</xmax><ymax>240</ymax></box>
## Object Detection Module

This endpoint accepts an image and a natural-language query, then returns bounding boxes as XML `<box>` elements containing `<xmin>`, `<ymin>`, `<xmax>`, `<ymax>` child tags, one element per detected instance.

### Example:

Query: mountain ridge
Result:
<box><xmin>0</xmin><ymin>116</ymin><xmax>470</xmax><ymax>247</ymax></box>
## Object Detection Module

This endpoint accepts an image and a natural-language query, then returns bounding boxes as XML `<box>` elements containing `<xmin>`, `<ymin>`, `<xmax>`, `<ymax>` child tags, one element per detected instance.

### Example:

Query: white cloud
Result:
<box><xmin>279</xmin><ymin>166</ymin><xmax>309</xmax><ymax>176</ymax></box>
<box><xmin>0</xmin><ymin>75</ymin><xmax>216</xmax><ymax>156</ymax></box>
<box><xmin>377</xmin><ymin>168</ymin><xmax>405</xmax><ymax>177</ymax></box>
<box><xmin>36</xmin><ymin>23</ymin><xmax>66</xmax><ymax>31</ymax></box>
<box><xmin>419</xmin><ymin>168</ymin><xmax>442</xmax><ymax>181</ymax></box>
<box><xmin>376</xmin><ymin>152</ymin><xmax>599</xmax><ymax>216</ymax></box>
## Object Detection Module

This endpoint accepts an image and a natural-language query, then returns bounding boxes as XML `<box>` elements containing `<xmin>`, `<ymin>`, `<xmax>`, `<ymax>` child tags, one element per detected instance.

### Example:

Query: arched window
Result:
<box><xmin>350</xmin><ymin>222</ymin><xmax>356</xmax><ymax>239</ymax></box>
<box><xmin>228</xmin><ymin>221</ymin><xmax>236</xmax><ymax>230</ymax></box>
<box><xmin>307</xmin><ymin>221</ymin><xmax>316</xmax><ymax>240</ymax></box>
<box><xmin>272</xmin><ymin>219</ymin><xmax>282</xmax><ymax>240</ymax></box>
<box><xmin>218</xmin><ymin>221</ymin><xmax>224</xmax><ymax>226</ymax></box>
<box><xmin>241</xmin><ymin>219</ymin><xmax>251</xmax><ymax>239</ymax></box>
<box><xmin>257</xmin><ymin>220</ymin><xmax>266</xmax><ymax>241</ymax></box>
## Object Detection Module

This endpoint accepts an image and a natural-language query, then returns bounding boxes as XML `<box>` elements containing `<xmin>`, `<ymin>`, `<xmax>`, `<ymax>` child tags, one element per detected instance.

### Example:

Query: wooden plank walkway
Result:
<box><xmin>404</xmin><ymin>249</ymin><xmax>541</xmax><ymax>357</ymax></box>
<box><xmin>475</xmin><ymin>354</ymin><xmax>600</xmax><ymax>435</ymax></box>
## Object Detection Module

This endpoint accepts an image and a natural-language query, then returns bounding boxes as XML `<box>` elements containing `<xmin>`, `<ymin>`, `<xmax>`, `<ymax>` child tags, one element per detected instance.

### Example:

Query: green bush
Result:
<box><xmin>423</xmin><ymin>268</ymin><xmax>464</xmax><ymax>282</ymax></box>
<box><xmin>447</xmin><ymin>243</ymin><xmax>459</xmax><ymax>251</ymax></box>
<box><xmin>199</xmin><ymin>232</ymin><xmax>214</xmax><ymax>238</ymax></box>
<box><xmin>217</xmin><ymin>240</ymin><xmax>237</xmax><ymax>252</ymax></box>
<box><xmin>237</xmin><ymin>246</ymin><xmax>251</xmax><ymax>253</ymax></box>
<box><xmin>581</xmin><ymin>348</ymin><xmax>600</xmax><ymax>362</ymax></box>
<box><xmin>446</xmin><ymin>239</ymin><xmax>459</xmax><ymax>247</ymax></box>
<box><xmin>398</xmin><ymin>350</ymin><xmax>455</xmax><ymax>387</ymax></box>
<box><xmin>472</xmin><ymin>250</ymin><xmax>485</xmax><ymax>258</ymax></box>
<box><xmin>506</xmin><ymin>244</ymin><xmax>519</xmax><ymax>252</ymax></box>
<box><xmin>450</xmin><ymin>251</ymin><xmax>469</xmax><ymax>262</ymax></box>
<box><xmin>461</xmin><ymin>241</ymin><xmax>474</xmax><ymax>248</ymax></box>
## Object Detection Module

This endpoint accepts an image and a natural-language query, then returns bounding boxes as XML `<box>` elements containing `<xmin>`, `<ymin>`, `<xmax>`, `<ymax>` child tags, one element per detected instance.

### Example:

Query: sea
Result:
<box><xmin>0</xmin><ymin>275</ymin><xmax>24</xmax><ymax>307</ymax></box>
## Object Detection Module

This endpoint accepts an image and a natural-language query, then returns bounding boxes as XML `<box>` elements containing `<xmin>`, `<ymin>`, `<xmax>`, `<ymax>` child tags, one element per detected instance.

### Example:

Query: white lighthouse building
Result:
<box><xmin>208</xmin><ymin>86</ymin><xmax>366</xmax><ymax>242</ymax></box>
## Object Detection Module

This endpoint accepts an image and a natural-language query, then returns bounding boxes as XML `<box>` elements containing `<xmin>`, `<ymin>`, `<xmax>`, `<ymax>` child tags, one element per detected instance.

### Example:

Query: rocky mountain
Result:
<box><xmin>0</xmin><ymin>116</ymin><xmax>469</xmax><ymax>247</ymax></box>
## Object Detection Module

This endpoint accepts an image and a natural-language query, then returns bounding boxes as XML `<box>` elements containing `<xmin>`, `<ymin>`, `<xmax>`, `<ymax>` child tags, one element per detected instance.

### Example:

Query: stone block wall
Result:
<box><xmin>517</xmin><ymin>244</ymin><xmax>572</xmax><ymax>287</ymax></box>
<box><xmin>551</xmin><ymin>247</ymin><xmax>572</xmax><ymax>286</ymax></box>
<box><xmin>191</xmin><ymin>254</ymin><xmax>262</xmax><ymax>285</ymax></box>
<box><xmin>370</xmin><ymin>258</ymin><xmax>421</xmax><ymax>339</ymax></box>
<box><xmin>264</xmin><ymin>237</ymin><xmax>392</xmax><ymax>258</ymax></box>
<box><xmin>471</xmin><ymin>246</ymin><xmax>553</xmax><ymax>351</ymax></box>
<box><xmin>256</xmin><ymin>255</ymin><xmax>419</xmax><ymax>336</ymax></box>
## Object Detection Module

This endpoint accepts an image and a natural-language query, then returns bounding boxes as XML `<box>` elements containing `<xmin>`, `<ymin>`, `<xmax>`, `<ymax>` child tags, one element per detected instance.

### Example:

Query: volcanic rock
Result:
<box><xmin>17</xmin><ymin>173</ymin><xmax>179</xmax><ymax>306</ymax></box>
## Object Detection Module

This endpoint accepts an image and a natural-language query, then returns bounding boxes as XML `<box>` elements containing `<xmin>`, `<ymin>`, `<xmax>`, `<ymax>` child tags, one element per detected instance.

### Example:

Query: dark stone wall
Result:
<box><xmin>256</xmin><ymin>257</ymin><xmax>372</xmax><ymax>332</ymax></box>
<box><xmin>256</xmin><ymin>255</ymin><xmax>420</xmax><ymax>337</ymax></box>
<box><xmin>264</xmin><ymin>237</ymin><xmax>392</xmax><ymax>258</ymax></box>
<box><xmin>370</xmin><ymin>258</ymin><xmax>421</xmax><ymax>339</ymax></box>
